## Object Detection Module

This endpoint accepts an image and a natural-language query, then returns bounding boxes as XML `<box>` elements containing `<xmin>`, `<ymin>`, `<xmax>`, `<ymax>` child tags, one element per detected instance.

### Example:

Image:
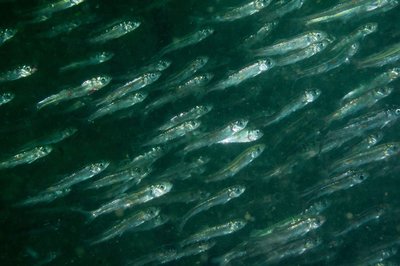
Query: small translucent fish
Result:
<box><xmin>133</xmin><ymin>213</ymin><xmax>170</xmax><ymax>232</ymax></box>
<box><xmin>0</xmin><ymin>146</ymin><xmax>52</xmax><ymax>170</ymax></box>
<box><xmin>300</xmin><ymin>42</ymin><xmax>359</xmax><ymax>77</ymax></box>
<box><xmin>31</xmin><ymin>0</ymin><xmax>85</xmax><ymax>17</ymax></box>
<box><xmin>86</xmin><ymin>182</ymin><xmax>172</xmax><ymax>221</ymax></box>
<box><xmin>301</xmin><ymin>170</ymin><xmax>369</xmax><ymax>200</ymax></box>
<box><xmin>47</xmin><ymin>161</ymin><xmax>109</xmax><ymax>191</ymax></box>
<box><xmin>349</xmin><ymin>239</ymin><xmax>400</xmax><ymax>265</ymax></box>
<box><xmin>325</xmin><ymin>108</ymin><xmax>400</xmax><ymax>142</ymax></box>
<box><xmin>97</xmin><ymin>72</ymin><xmax>159</xmax><ymax>106</ymax></box>
<box><xmin>86</xmin><ymin>167</ymin><xmax>150</xmax><ymax>190</ymax></box>
<box><xmin>330</xmin><ymin>142</ymin><xmax>400</xmax><ymax>173</ymax></box>
<box><xmin>275</xmin><ymin>40</ymin><xmax>331</xmax><ymax>67</ymax></box>
<box><xmin>90</xmin><ymin>207</ymin><xmax>160</xmax><ymax>245</ymax></box>
<box><xmin>205</xmin><ymin>144</ymin><xmax>265</xmax><ymax>183</ymax></box>
<box><xmin>211</xmin><ymin>0</ymin><xmax>272</xmax><ymax>22</ymax></box>
<box><xmin>210</xmin><ymin>59</ymin><xmax>274</xmax><ymax>92</ymax></box>
<box><xmin>154</xmin><ymin>156</ymin><xmax>210</xmax><ymax>181</ymax></box>
<box><xmin>116</xmin><ymin>59</ymin><xmax>171</xmax><ymax>81</ymax></box>
<box><xmin>160</xmin><ymin>56</ymin><xmax>209</xmax><ymax>90</ymax></box>
<box><xmin>129</xmin><ymin>241</ymin><xmax>215</xmax><ymax>266</ymax></box>
<box><xmin>38</xmin><ymin>14</ymin><xmax>98</xmax><ymax>38</ymax></box>
<box><xmin>59</xmin><ymin>51</ymin><xmax>114</xmax><ymax>72</ymax></box>
<box><xmin>15</xmin><ymin>188</ymin><xmax>71</xmax><ymax>207</ymax></box>
<box><xmin>262</xmin><ymin>88</ymin><xmax>321</xmax><ymax>127</ymax></box>
<box><xmin>341</xmin><ymin>67</ymin><xmax>400</xmax><ymax>103</ymax></box>
<box><xmin>158</xmin><ymin>104</ymin><xmax>213</xmax><ymax>131</ymax></box>
<box><xmin>261</xmin><ymin>0</ymin><xmax>305</xmax><ymax>21</ymax></box>
<box><xmin>0</xmin><ymin>65</ymin><xmax>37</xmax><ymax>82</ymax></box>
<box><xmin>157</xmin><ymin>27</ymin><xmax>214</xmax><ymax>56</ymax></box>
<box><xmin>88</xmin><ymin>91</ymin><xmax>147</xmax><ymax>121</ymax></box>
<box><xmin>254</xmin><ymin>237</ymin><xmax>322</xmax><ymax>265</ymax></box>
<box><xmin>180</xmin><ymin>219</ymin><xmax>247</xmax><ymax>247</ymax></box>
<box><xmin>178</xmin><ymin>185</ymin><xmax>245</xmax><ymax>231</ymax></box>
<box><xmin>330</xmin><ymin>22</ymin><xmax>378</xmax><ymax>53</ymax></box>
<box><xmin>20</xmin><ymin>127</ymin><xmax>78</xmax><ymax>150</ymax></box>
<box><xmin>144</xmin><ymin>120</ymin><xmax>201</xmax><ymax>146</ymax></box>
<box><xmin>242</xmin><ymin>21</ymin><xmax>278</xmax><ymax>48</ymax></box>
<box><xmin>89</xmin><ymin>20</ymin><xmax>141</xmax><ymax>43</ymax></box>
<box><xmin>182</xmin><ymin>119</ymin><xmax>248</xmax><ymax>154</ymax></box>
<box><xmin>118</xmin><ymin>146</ymin><xmax>165</xmax><ymax>170</ymax></box>
<box><xmin>346</xmin><ymin>132</ymin><xmax>384</xmax><ymax>155</ymax></box>
<box><xmin>301</xmin><ymin>0</ymin><xmax>398</xmax><ymax>26</ymax></box>
<box><xmin>254</xmin><ymin>31</ymin><xmax>329</xmax><ymax>56</ymax></box>
<box><xmin>0</xmin><ymin>28</ymin><xmax>17</xmax><ymax>46</ymax></box>
<box><xmin>156</xmin><ymin>190</ymin><xmax>210</xmax><ymax>205</ymax></box>
<box><xmin>218</xmin><ymin>128</ymin><xmax>263</xmax><ymax>144</ymax></box>
<box><xmin>37</xmin><ymin>75</ymin><xmax>111</xmax><ymax>109</ymax></box>
<box><xmin>325</xmin><ymin>86</ymin><xmax>393</xmax><ymax>124</ymax></box>
<box><xmin>0</xmin><ymin>92</ymin><xmax>15</xmax><ymax>106</ymax></box>
<box><xmin>356</xmin><ymin>42</ymin><xmax>400</xmax><ymax>68</ymax></box>
<box><xmin>333</xmin><ymin>205</ymin><xmax>387</xmax><ymax>238</ymax></box>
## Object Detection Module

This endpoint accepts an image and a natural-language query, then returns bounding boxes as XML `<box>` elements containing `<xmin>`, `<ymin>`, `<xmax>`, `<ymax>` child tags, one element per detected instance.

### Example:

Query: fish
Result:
<box><xmin>210</xmin><ymin>0</ymin><xmax>272</xmax><ymax>22</ymax></box>
<box><xmin>144</xmin><ymin>120</ymin><xmax>201</xmax><ymax>146</ymax></box>
<box><xmin>37</xmin><ymin>75</ymin><xmax>111</xmax><ymax>109</ymax></box>
<box><xmin>178</xmin><ymin>185</ymin><xmax>245</xmax><ymax>231</ymax></box>
<box><xmin>0</xmin><ymin>65</ymin><xmax>37</xmax><ymax>82</ymax></box>
<box><xmin>254</xmin><ymin>31</ymin><xmax>329</xmax><ymax>56</ymax></box>
<box><xmin>15</xmin><ymin>188</ymin><xmax>72</xmax><ymax>207</ymax></box>
<box><xmin>31</xmin><ymin>0</ymin><xmax>85</xmax><ymax>17</ymax></box>
<box><xmin>261</xmin><ymin>88</ymin><xmax>321</xmax><ymax>127</ymax></box>
<box><xmin>47</xmin><ymin>161</ymin><xmax>110</xmax><ymax>191</ymax></box>
<box><xmin>88</xmin><ymin>91</ymin><xmax>148</xmax><ymax>121</ymax></box>
<box><xmin>341</xmin><ymin>67</ymin><xmax>400</xmax><ymax>103</ymax></box>
<box><xmin>157</xmin><ymin>27</ymin><xmax>214</xmax><ymax>56</ymax></box>
<box><xmin>85</xmin><ymin>182</ymin><xmax>172</xmax><ymax>221</ymax></box>
<box><xmin>0</xmin><ymin>146</ymin><xmax>53</xmax><ymax>170</ymax></box>
<box><xmin>180</xmin><ymin>219</ymin><xmax>247</xmax><ymax>247</ymax></box>
<box><xmin>19</xmin><ymin>127</ymin><xmax>78</xmax><ymax>150</ymax></box>
<box><xmin>301</xmin><ymin>0</ymin><xmax>398</xmax><ymax>26</ymax></box>
<box><xmin>158</xmin><ymin>105</ymin><xmax>213</xmax><ymax>131</ymax></box>
<box><xmin>260</xmin><ymin>0</ymin><xmax>305</xmax><ymax>21</ymax></box>
<box><xmin>59</xmin><ymin>51</ymin><xmax>114</xmax><ymax>72</ymax></box>
<box><xmin>242</xmin><ymin>21</ymin><xmax>278</xmax><ymax>48</ymax></box>
<box><xmin>89</xmin><ymin>20</ymin><xmax>141</xmax><ymax>43</ymax></box>
<box><xmin>356</xmin><ymin>42</ymin><xmax>400</xmax><ymax>68</ymax></box>
<box><xmin>325</xmin><ymin>86</ymin><xmax>393</xmax><ymax>124</ymax></box>
<box><xmin>205</xmin><ymin>144</ymin><xmax>265</xmax><ymax>183</ymax></box>
<box><xmin>0</xmin><ymin>28</ymin><xmax>17</xmax><ymax>46</ymax></box>
<box><xmin>0</xmin><ymin>92</ymin><xmax>15</xmax><ymax>106</ymax></box>
<box><xmin>90</xmin><ymin>207</ymin><xmax>160</xmax><ymax>245</ymax></box>
<box><xmin>117</xmin><ymin>146</ymin><xmax>165</xmax><ymax>170</ymax></box>
<box><xmin>209</xmin><ymin>59</ymin><xmax>274</xmax><ymax>92</ymax></box>
<box><xmin>218</xmin><ymin>128</ymin><xmax>263</xmax><ymax>144</ymax></box>
<box><xmin>86</xmin><ymin>167</ymin><xmax>150</xmax><ymax>190</ymax></box>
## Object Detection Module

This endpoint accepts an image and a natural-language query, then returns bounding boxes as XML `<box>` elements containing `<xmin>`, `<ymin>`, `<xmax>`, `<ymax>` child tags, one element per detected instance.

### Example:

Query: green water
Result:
<box><xmin>0</xmin><ymin>0</ymin><xmax>400</xmax><ymax>265</ymax></box>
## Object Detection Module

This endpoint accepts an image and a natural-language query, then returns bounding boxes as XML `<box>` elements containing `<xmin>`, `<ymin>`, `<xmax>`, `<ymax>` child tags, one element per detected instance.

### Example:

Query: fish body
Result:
<box><xmin>145</xmin><ymin>120</ymin><xmax>201</xmax><ymax>146</ymax></box>
<box><xmin>179</xmin><ymin>185</ymin><xmax>245</xmax><ymax>231</ymax></box>
<box><xmin>0</xmin><ymin>92</ymin><xmax>15</xmax><ymax>106</ymax></box>
<box><xmin>158</xmin><ymin>105</ymin><xmax>213</xmax><ymax>131</ymax></box>
<box><xmin>275</xmin><ymin>40</ymin><xmax>331</xmax><ymax>66</ymax></box>
<box><xmin>218</xmin><ymin>128</ymin><xmax>263</xmax><ymax>144</ymax></box>
<box><xmin>212</xmin><ymin>0</ymin><xmax>272</xmax><ymax>22</ymax></box>
<box><xmin>205</xmin><ymin>144</ymin><xmax>265</xmax><ymax>182</ymax></box>
<box><xmin>0</xmin><ymin>146</ymin><xmax>52</xmax><ymax>170</ymax></box>
<box><xmin>87</xmin><ymin>167</ymin><xmax>150</xmax><ymax>189</ymax></box>
<box><xmin>59</xmin><ymin>51</ymin><xmax>114</xmax><ymax>72</ymax></box>
<box><xmin>356</xmin><ymin>42</ymin><xmax>400</xmax><ymax>68</ymax></box>
<box><xmin>0</xmin><ymin>28</ymin><xmax>17</xmax><ymax>46</ymax></box>
<box><xmin>89</xmin><ymin>20</ymin><xmax>141</xmax><ymax>43</ymax></box>
<box><xmin>0</xmin><ymin>65</ymin><xmax>37</xmax><ymax>82</ymax></box>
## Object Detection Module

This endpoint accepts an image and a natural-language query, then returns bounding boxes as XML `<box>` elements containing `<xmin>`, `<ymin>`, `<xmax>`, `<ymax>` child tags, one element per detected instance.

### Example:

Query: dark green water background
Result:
<box><xmin>0</xmin><ymin>0</ymin><xmax>399</xmax><ymax>265</ymax></box>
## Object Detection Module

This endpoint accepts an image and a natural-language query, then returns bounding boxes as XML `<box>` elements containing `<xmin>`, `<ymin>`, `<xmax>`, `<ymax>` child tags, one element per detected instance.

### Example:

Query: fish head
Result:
<box><xmin>366</xmin><ymin>132</ymin><xmax>384</xmax><ymax>146</ymax></box>
<box><xmin>3</xmin><ymin>28</ymin><xmax>17</xmax><ymax>38</ymax></box>
<box><xmin>193</xmin><ymin>56</ymin><xmax>209</xmax><ymax>68</ymax></box>
<box><xmin>385</xmin><ymin>143</ymin><xmax>400</xmax><ymax>156</ymax></box>
<box><xmin>313</xmin><ymin>40</ymin><xmax>330</xmax><ymax>52</ymax></box>
<box><xmin>248</xmin><ymin>129</ymin><xmax>263</xmax><ymax>141</ymax></box>
<box><xmin>310</xmin><ymin>215</ymin><xmax>326</xmax><ymax>228</ymax></box>
<box><xmin>305</xmin><ymin>237</ymin><xmax>322</xmax><ymax>249</ymax></box>
<box><xmin>124</xmin><ymin>20</ymin><xmax>141</xmax><ymax>31</ymax></box>
<box><xmin>157</xmin><ymin>59</ymin><xmax>172</xmax><ymax>71</ymax></box>
<box><xmin>303</xmin><ymin>88</ymin><xmax>321</xmax><ymax>103</ymax></box>
<box><xmin>352</xmin><ymin>171</ymin><xmax>369</xmax><ymax>184</ymax></box>
<box><xmin>71</xmin><ymin>0</ymin><xmax>85</xmax><ymax>4</ymax></box>
<box><xmin>255</xmin><ymin>0</ymin><xmax>271</xmax><ymax>9</ymax></box>
<box><xmin>185</xmin><ymin>120</ymin><xmax>201</xmax><ymax>130</ymax></box>
<box><xmin>85</xmin><ymin>75</ymin><xmax>112</xmax><ymax>89</ymax></box>
<box><xmin>90</xmin><ymin>161</ymin><xmax>110</xmax><ymax>174</ymax></box>
<box><xmin>309</xmin><ymin>31</ymin><xmax>328</xmax><ymax>42</ymax></box>
<box><xmin>230</xmin><ymin>219</ymin><xmax>247</xmax><ymax>230</ymax></box>
<box><xmin>37</xmin><ymin>145</ymin><xmax>53</xmax><ymax>156</ymax></box>
<box><xmin>230</xmin><ymin>119</ymin><xmax>248</xmax><ymax>132</ymax></box>
<box><xmin>95</xmin><ymin>51</ymin><xmax>114</xmax><ymax>63</ymax></box>
<box><xmin>228</xmin><ymin>185</ymin><xmax>246</xmax><ymax>197</ymax></box>
<box><xmin>63</xmin><ymin>127</ymin><xmax>78</xmax><ymax>137</ymax></box>
<box><xmin>20</xmin><ymin>65</ymin><xmax>37</xmax><ymax>77</ymax></box>
<box><xmin>250</xmin><ymin>144</ymin><xmax>266</xmax><ymax>158</ymax></box>
<box><xmin>375</xmin><ymin>86</ymin><xmax>393</xmax><ymax>97</ymax></box>
<box><xmin>259</xmin><ymin>58</ymin><xmax>275</xmax><ymax>71</ymax></box>
<box><xmin>388</xmin><ymin>67</ymin><xmax>400</xmax><ymax>79</ymax></box>
<box><xmin>360</xmin><ymin>22</ymin><xmax>378</xmax><ymax>36</ymax></box>
<box><xmin>2</xmin><ymin>92</ymin><xmax>14</xmax><ymax>101</ymax></box>
<box><xmin>144</xmin><ymin>72</ymin><xmax>162</xmax><ymax>83</ymax></box>
<box><xmin>201</xmin><ymin>27</ymin><xmax>214</xmax><ymax>37</ymax></box>
<box><xmin>145</xmin><ymin>207</ymin><xmax>160</xmax><ymax>219</ymax></box>
<box><xmin>151</xmin><ymin>182</ymin><xmax>173</xmax><ymax>197</ymax></box>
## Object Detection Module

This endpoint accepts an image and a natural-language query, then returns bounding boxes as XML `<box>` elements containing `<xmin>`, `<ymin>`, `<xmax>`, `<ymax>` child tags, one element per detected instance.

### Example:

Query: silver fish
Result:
<box><xmin>212</xmin><ymin>0</ymin><xmax>272</xmax><ymax>22</ymax></box>
<box><xmin>0</xmin><ymin>146</ymin><xmax>52</xmax><ymax>170</ymax></box>
<box><xmin>89</xmin><ymin>20</ymin><xmax>141</xmax><ymax>43</ymax></box>
<box><xmin>0</xmin><ymin>65</ymin><xmax>37</xmax><ymax>82</ymax></box>
<box><xmin>0</xmin><ymin>28</ymin><xmax>17</xmax><ymax>46</ymax></box>
<box><xmin>218</xmin><ymin>128</ymin><xmax>263</xmax><ymax>144</ymax></box>
<box><xmin>86</xmin><ymin>167</ymin><xmax>150</xmax><ymax>190</ymax></box>
<box><xmin>15</xmin><ymin>188</ymin><xmax>71</xmax><ymax>207</ymax></box>
<box><xmin>59</xmin><ymin>51</ymin><xmax>114</xmax><ymax>72</ymax></box>
<box><xmin>37</xmin><ymin>75</ymin><xmax>111</xmax><ymax>109</ymax></box>
<box><xmin>205</xmin><ymin>144</ymin><xmax>265</xmax><ymax>182</ymax></box>
<box><xmin>356</xmin><ymin>42</ymin><xmax>400</xmax><ymax>68</ymax></box>
<box><xmin>242</xmin><ymin>21</ymin><xmax>278</xmax><ymax>48</ymax></box>
<box><xmin>178</xmin><ymin>185</ymin><xmax>245</xmax><ymax>231</ymax></box>
<box><xmin>31</xmin><ymin>0</ymin><xmax>85</xmax><ymax>17</ymax></box>
<box><xmin>0</xmin><ymin>92</ymin><xmax>15</xmax><ymax>106</ymax></box>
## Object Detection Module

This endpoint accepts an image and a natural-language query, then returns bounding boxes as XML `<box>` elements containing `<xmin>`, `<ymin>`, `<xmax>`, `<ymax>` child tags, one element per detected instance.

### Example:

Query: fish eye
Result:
<box><xmin>159</xmin><ymin>184</ymin><xmax>166</xmax><ymax>190</ymax></box>
<box><xmin>395</xmin><ymin>109</ymin><xmax>400</xmax><ymax>115</ymax></box>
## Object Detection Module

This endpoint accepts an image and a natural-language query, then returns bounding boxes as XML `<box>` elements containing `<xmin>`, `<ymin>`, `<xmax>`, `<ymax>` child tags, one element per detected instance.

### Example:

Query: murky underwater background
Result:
<box><xmin>0</xmin><ymin>0</ymin><xmax>400</xmax><ymax>265</ymax></box>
